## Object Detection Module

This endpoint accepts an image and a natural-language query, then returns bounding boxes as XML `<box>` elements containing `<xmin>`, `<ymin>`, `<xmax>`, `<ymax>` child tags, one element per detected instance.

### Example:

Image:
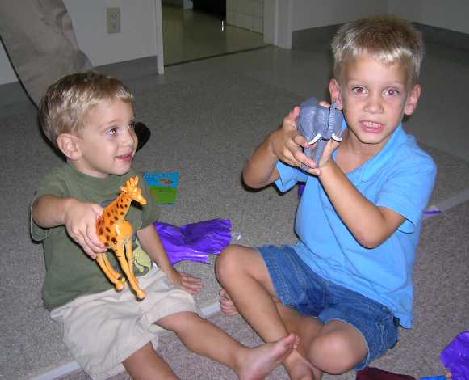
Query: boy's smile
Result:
<box><xmin>330</xmin><ymin>54</ymin><xmax>421</xmax><ymax>154</ymax></box>
<box><xmin>72</xmin><ymin>99</ymin><xmax>137</xmax><ymax>178</ymax></box>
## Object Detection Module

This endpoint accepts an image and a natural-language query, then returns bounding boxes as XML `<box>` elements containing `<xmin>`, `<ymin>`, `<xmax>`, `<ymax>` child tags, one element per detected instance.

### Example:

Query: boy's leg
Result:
<box><xmin>123</xmin><ymin>342</ymin><xmax>178</xmax><ymax>380</ymax></box>
<box><xmin>157</xmin><ymin>311</ymin><xmax>298</xmax><ymax>379</ymax></box>
<box><xmin>216</xmin><ymin>245</ymin><xmax>322</xmax><ymax>379</ymax></box>
<box><xmin>305</xmin><ymin>320</ymin><xmax>368</xmax><ymax>375</ymax></box>
<box><xmin>217</xmin><ymin>245</ymin><xmax>382</xmax><ymax>375</ymax></box>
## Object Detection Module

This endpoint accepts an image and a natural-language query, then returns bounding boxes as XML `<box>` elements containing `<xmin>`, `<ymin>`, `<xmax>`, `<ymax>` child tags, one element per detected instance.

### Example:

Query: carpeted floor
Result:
<box><xmin>1</xmin><ymin>44</ymin><xmax>468</xmax><ymax>380</ymax></box>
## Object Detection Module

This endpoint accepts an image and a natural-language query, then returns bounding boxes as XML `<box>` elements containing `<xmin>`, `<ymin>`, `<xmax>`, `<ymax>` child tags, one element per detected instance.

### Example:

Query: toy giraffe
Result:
<box><xmin>96</xmin><ymin>176</ymin><xmax>147</xmax><ymax>300</ymax></box>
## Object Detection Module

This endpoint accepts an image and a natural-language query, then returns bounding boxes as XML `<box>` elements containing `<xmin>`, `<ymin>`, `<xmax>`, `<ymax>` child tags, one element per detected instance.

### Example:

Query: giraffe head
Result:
<box><xmin>121</xmin><ymin>176</ymin><xmax>147</xmax><ymax>206</ymax></box>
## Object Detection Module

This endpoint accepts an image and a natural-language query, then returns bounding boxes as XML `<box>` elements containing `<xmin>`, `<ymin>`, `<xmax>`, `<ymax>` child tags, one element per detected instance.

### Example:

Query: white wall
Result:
<box><xmin>0</xmin><ymin>0</ymin><xmax>161</xmax><ymax>85</ymax></box>
<box><xmin>268</xmin><ymin>0</ymin><xmax>469</xmax><ymax>49</ymax></box>
<box><xmin>291</xmin><ymin>0</ymin><xmax>387</xmax><ymax>31</ymax></box>
<box><xmin>388</xmin><ymin>0</ymin><xmax>469</xmax><ymax>35</ymax></box>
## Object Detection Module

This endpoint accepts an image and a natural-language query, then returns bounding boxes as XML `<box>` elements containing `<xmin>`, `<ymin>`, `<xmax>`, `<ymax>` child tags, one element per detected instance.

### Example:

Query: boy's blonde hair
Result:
<box><xmin>39</xmin><ymin>71</ymin><xmax>134</xmax><ymax>148</ymax></box>
<box><xmin>332</xmin><ymin>15</ymin><xmax>424</xmax><ymax>86</ymax></box>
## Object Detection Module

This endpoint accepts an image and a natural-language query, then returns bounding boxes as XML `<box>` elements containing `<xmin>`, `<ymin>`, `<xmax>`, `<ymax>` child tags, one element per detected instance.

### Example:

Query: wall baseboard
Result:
<box><xmin>292</xmin><ymin>23</ymin><xmax>469</xmax><ymax>52</ymax></box>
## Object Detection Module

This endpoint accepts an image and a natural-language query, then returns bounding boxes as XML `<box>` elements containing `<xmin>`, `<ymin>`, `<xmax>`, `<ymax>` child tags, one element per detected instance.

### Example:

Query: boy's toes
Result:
<box><xmin>219</xmin><ymin>289</ymin><xmax>239</xmax><ymax>316</ymax></box>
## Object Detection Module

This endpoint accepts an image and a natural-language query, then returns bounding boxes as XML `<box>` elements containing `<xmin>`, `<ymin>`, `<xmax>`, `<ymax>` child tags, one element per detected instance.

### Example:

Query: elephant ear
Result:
<box><xmin>328</xmin><ymin>102</ymin><xmax>344</xmax><ymax>141</ymax></box>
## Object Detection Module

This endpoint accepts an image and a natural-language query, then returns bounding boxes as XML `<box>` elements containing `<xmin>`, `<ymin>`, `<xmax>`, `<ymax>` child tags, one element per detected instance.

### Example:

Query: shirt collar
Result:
<box><xmin>338</xmin><ymin>121</ymin><xmax>408</xmax><ymax>183</ymax></box>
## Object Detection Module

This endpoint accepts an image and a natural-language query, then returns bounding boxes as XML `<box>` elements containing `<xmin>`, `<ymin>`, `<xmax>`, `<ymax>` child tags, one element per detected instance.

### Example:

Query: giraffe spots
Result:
<box><xmin>106</xmin><ymin>227</ymin><xmax>111</xmax><ymax>233</ymax></box>
<box><xmin>111</xmin><ymin>237</ymin><xmax>117</xmax><ymax>244</ymax></box>
<box><xmin>99</xmin><ymin>228</ymin><xmax>104</xmax><ymax>235</ymax></box>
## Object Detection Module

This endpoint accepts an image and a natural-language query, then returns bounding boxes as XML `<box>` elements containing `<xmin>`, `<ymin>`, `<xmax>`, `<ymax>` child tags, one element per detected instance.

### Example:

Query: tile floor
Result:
<box><xmin>162</xmin><ymin>4</ymin><xmax>266</xmax><ymax>65</ymax></box>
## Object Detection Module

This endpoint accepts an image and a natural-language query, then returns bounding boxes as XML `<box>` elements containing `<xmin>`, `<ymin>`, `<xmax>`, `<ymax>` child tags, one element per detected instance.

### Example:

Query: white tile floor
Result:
<box><xmin>162</xmin><ymin>5</ymin><xmax>266</xmax><ymax>65</ymax></box>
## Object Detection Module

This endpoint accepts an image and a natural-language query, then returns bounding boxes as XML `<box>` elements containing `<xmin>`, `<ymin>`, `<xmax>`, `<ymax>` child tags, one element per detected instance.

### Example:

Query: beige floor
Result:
<box><xmin>162</xmin><ymin>5</ymin><xmax>267</xmax><ymax>65</ymax></box>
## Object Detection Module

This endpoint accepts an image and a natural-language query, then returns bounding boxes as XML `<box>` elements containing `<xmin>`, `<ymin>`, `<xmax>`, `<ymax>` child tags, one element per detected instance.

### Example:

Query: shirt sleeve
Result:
<box><xmin>274</xmin><ymin>161</ymin><xmax>308</xmax><ymax>193</ymax></box>
<box><xmin>30</xmin><ymin>170</ymin><xmax>68</xmax><ymax>242</ymax></box>
<box><xmin>138</xmin><ymin>173</ymin><xmax>159</xmax><ymax>228</ymax></box>
<box><xmin>377</xmin><ymin>151</ymin><xmax>436</xmax><ymax>233</ymax></box>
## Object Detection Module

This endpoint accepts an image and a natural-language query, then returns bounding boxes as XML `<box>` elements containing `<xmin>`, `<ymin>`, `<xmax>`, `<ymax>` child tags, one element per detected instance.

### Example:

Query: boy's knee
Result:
<box><xmin>216</xmin><ymin>244</ymin><xmax>253</xmax><ymax>282</ymax></box>
<box><xmin>215</xmin><ymin>245</ymin><xmax>240</xmax><ymax>280</ymax></box>
<box><xmin>308</xmin><ymin>332</ymin><xmax>365</xmax><ymax>374</ymax></box>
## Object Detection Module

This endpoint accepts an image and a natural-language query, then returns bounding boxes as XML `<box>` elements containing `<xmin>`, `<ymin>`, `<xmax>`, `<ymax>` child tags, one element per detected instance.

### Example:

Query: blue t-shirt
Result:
<box><xmin>275</xmin><ymin>125</ymin><xmax>436</xmax><ymax>328</ymax></box>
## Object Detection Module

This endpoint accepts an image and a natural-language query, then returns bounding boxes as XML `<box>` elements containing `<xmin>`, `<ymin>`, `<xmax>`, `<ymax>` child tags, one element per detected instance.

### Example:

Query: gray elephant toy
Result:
<box><xmin>297</xmin><ymin>97</ymin><xmax>344</xmax><ymax>169</ymax></box>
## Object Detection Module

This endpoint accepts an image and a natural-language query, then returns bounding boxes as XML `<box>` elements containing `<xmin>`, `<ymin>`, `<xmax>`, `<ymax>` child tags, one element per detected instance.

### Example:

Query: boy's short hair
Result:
<box><xmin>332</xmin><ymin>15</ymin><xmax>424</xmax><ymax>86</ymax></box>
<box><xmin>39</xmin><ymin>71</ymin><xmax>134</xmax><ymax>148</ymax></box>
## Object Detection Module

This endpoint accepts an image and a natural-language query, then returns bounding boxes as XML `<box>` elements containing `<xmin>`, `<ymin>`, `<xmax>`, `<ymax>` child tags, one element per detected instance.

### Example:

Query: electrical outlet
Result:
<box><xmin>106</xmin><ymin>7</ymin><xmax>120</xmax><ymax>34</ymax></box>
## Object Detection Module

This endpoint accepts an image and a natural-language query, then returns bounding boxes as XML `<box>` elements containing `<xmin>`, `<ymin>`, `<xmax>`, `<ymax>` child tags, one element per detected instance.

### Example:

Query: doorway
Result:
<box><xmin>162</xmin><ymin>0</ymin><xmax>266</xmax><ymax>65</ymax></box>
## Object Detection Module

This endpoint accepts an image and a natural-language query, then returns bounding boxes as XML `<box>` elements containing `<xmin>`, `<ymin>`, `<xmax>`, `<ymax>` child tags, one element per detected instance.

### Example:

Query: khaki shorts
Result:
<box><xmin>50</xmin><ymin>268</ymin><xmax>197</xmax><ymax>380</ymax></box>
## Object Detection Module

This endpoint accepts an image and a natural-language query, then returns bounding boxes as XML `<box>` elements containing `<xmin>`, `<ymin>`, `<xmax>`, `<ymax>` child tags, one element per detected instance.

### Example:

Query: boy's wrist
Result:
<box><xmin>61</xmin><ymin>197</ymin><xmax>77</xmax><ymax>224</ymax></box>
<box><xmin>318</xmin><ymin>159</ymin><xmax>336</xmax><ymax>177</ymax></box>
<box><xmin>267</xmin><ymin>129</ymin><xmax>283</xmax><ymax>160</ymax></box>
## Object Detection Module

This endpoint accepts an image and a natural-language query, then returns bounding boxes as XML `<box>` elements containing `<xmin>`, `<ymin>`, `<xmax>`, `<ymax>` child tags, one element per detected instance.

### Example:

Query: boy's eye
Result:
<box><xmin>351</xmin><ymin>86</ymin><xmax>367</xmax><ymax>95</ymax></box>
<box><xmin>384</xmin><ymin>88</ymin><xmax>400</xmax><ymax>96</ymax></box>
<box><xmin>108</xmin><ymin>127</ymin><xmax>118</xmax><ymax>135</ymax></box>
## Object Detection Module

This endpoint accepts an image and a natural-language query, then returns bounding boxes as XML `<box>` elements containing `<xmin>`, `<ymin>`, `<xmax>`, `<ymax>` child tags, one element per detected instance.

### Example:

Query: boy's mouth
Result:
<box><xmin>360</xmin><ymin>120</ymin><xmax>384</xmax><ymax>133</ymax></box>
<box><xmin>116</xmin><ymin>153</ymin><xmax>133</xmax><ymax>162</ymax></box>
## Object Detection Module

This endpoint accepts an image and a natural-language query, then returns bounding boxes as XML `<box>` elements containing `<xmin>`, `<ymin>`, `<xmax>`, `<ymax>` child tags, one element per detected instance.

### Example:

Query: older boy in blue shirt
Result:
<box><xmin>217</xmin><ymin>15</ymin><xmax>436</xmax><ymax>379</ymax></box>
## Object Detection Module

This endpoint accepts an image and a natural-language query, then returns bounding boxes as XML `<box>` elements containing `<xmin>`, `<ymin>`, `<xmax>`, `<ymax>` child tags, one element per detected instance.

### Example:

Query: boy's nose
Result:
<box><xmin>364</xmin><ymin>94</ymin><xmax>384</xmax><ymax>114</ymax></box>
<box><xmin>121</xmin><ymin>126</ymin><xmax>137</xmax><ymax>146</ymax></box>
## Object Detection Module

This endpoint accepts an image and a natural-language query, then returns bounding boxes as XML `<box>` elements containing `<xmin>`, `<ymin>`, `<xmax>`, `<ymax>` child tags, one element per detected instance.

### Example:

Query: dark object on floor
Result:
<box><xmin>356</xmin><ymin>367</ymin><xmax>416</xmax><ymax>380</ymax></box>
<box><xmin>135</xmin><ymin>121</ymin><xmax>151</xmax><ymax>151</ymax></box>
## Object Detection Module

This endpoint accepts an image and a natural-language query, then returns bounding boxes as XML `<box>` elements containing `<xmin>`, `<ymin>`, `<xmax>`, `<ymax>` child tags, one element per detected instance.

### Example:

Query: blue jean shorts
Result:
<box><xmin>259</xmin><ymin>244</ymin><xmax>399</xmax><ymax>370</ymax></box>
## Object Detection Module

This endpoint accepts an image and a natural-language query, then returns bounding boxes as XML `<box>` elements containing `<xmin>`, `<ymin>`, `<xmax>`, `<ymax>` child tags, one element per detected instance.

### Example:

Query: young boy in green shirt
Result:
<box><xmin>32</xmin><ymin>72</ymin><xmax>297</xmax><ymax>380</ymax></box>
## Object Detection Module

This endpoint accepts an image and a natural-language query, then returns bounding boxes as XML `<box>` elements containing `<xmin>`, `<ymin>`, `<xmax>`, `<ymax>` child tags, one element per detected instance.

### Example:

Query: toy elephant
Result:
<box><xmin>297</xmin><ymin>97</ymin><xmax>344</xmax><ymax>168</ymax></box>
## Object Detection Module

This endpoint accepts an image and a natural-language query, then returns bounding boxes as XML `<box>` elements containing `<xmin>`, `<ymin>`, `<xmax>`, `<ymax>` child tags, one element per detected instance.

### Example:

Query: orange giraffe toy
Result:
<box><xmin>96</xmin><ymin>176</ymin><xmax>147</xmax><ymax>300</ymax></box>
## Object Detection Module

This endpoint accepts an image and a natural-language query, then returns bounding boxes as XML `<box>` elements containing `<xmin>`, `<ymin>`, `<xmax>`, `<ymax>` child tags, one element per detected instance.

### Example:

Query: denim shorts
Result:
<box><xmin>259</xmin><ymin>244</ymin><xmax>399</xmax><ymax>370</ymax></box>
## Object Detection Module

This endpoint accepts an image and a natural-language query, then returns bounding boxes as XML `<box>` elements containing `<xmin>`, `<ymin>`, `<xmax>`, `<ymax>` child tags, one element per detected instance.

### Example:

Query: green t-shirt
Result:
<box><xmin>31</xmin><ymin>164</ymin><xmax>159</xmax><ymax>310</ymax></box>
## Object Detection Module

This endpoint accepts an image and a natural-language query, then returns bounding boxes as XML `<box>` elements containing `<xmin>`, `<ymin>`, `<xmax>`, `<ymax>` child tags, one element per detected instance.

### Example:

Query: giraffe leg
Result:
<box><xmin>96</xmin><ymin>253</ymin><xmax>126</xmax><ymax>291</ymax></box>
<box><xmin>114</xmin><ymin>243</ymin><xmax>146</xmax><ymax>300</ymax></box>
<box><xmin>100</xmin><ymin>253</ymin><xmax>126</xmax><ymax>291</ymax></box>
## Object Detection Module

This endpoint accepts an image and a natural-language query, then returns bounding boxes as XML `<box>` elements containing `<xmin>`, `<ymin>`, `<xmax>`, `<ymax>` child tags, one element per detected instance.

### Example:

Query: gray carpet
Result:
<box><xmin>1</xmin><ymin>48</ymin><xmax>468</xmax><ymax>380</ymax></box>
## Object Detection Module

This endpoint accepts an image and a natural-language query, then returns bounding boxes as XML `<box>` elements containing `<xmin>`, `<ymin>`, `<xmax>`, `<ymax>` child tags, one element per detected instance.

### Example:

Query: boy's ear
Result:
<box><xmin>56</xmin><ymin>133</ymin><xmax>81</xmax><ymax>160</ymax></box>
<box><xmin>329</xmin><ymin>79</ymin><xmax>343</xmax><ymax>109</ymax></box>
<box><xmin>404</xmin><ymin>84</ymin><xmax>421</xmax><ymax>116</ymax></box>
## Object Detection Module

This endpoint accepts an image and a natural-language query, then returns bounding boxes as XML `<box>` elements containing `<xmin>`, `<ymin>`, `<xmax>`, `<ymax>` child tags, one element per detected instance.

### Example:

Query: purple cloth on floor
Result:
<box><xmin>441</xmin><ymin>331</ymin><xmax>469</xmax><ymax>380</ymax></box>
<box><xmin>154</xmin><ymin>219</ymin><xmax>232</xmax><ymax>265</ymax></box>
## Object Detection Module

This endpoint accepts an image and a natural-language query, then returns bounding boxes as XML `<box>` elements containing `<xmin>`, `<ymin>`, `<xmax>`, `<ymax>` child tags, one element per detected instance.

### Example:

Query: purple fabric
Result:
<box><xmin>154</xmin><ymin>219</ymin><xmax>232</xmax><ymax>265</ymax></box>
<box><xmin>441</xmin><ymin>331</ymin><xmax>469</xmax><ymax>380</ymax></box>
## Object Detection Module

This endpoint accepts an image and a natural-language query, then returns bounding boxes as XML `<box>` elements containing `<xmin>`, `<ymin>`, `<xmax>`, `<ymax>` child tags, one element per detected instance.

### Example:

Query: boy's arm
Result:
<box><xmin>137</xmin><ymin>224</ymin><xmax>202</xmax><ymax>295</ymax></box>
<box><xmin>32</xmin><ymin>195</ymin><xmax>106</xmax><ymax>257</ymax></box>
<box><xmin>318</xmin><ymin>161</ymin><xmax>405</xmax><ymax>248</ymax></box>
<box><xmin>243</xmin><ymin>107</ymin><xmax>316</xmax><ymax>188</ymax></box>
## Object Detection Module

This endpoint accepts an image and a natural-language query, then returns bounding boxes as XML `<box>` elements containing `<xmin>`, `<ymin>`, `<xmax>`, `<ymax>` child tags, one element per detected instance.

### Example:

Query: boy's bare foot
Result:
<box><xmin>284</xmin><ymin>350</ymin><xmax>320</xmax><ymax>380</ymax></box>
<box><xmin>239</xmin><ymin>334</ymin><xmax>299</xmax><ymax>380</ymax></box>
<box><xmin>220</xmin><ymin>288</ymin><xmax>239</xmax><ymax>316</ymax></box>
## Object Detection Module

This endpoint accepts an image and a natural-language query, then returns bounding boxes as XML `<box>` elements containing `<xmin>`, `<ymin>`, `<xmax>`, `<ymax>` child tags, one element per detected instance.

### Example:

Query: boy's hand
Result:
<box><xmin>166</xmin><ymin>269</ymin><xmax>203</xmax><ymax>295</ymax></box>
<box><xmin>306</xmin><ymin>138</ymin><xmax>341</xmax><ymax>176</ymax></box>
<box><xmin>270</xmin><ymin>107</ymin><xmax>317</xmax><ymax>169</ymax></box>
<box><xmin>63</xmin><ymin>199</ymin><xmax>107</xmax><ymax>259</ymax></box>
